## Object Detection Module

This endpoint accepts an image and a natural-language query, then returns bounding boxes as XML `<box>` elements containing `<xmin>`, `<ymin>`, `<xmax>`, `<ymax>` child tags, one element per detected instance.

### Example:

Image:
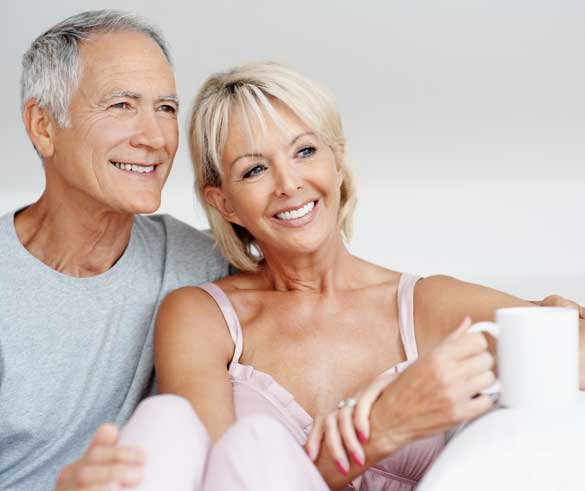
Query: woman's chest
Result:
<box><xmin>234</xmin><ymin>294</ymin><xmax>405</xmax><ymax>415</ymax></box>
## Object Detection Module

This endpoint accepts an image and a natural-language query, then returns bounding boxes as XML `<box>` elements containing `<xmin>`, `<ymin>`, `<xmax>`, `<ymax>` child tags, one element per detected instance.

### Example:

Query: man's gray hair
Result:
<box><xmin>21</xmin><ymin>9</ymin><xmax>172</xmax><ymax>127</ymax></box>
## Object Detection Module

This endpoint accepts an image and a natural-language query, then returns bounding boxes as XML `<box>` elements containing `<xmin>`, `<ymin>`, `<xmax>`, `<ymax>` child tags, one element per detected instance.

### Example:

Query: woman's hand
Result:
<box><xmin>304</xmin><ymin>371</ymin><xmax>398</xmax><ymax>475</ymax></box>
<box><xmin>306</xmin><ymin>317</ymin><xmax>496</xmax><ymax>475</ymax></box>
<box><xmin>369</xmin><ymin>317</ymin><xmax>496</xmax><ymax>453</ymax></box>
<box><xmin>55</xmin><ymin>424</ymin><xmax>145</xmax><ymax>491</ymax></box>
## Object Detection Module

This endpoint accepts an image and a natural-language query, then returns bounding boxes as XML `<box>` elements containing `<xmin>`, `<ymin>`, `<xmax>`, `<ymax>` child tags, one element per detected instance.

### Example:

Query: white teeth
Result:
<box><xmin>111</xmin><ymin>162</ymin><xmax>155</xmax><ymax>173</ymax></box>
<box><xmin>276</xmin><ymin>201</ymin><xmax>315</xmax><ymax>220</ymax></box>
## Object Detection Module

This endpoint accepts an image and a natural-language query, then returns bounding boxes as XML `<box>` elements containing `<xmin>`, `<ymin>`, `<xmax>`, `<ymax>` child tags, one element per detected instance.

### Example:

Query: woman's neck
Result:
<box><xmin>259</xmin><ymin>233</ymin><xmax>356</xmax><ymax>293</ymax></box>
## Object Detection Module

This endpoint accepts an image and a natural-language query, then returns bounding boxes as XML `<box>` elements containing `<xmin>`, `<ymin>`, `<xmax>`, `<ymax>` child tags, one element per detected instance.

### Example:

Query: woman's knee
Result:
<box><xmin>133</xmin><ymin>394</ymin><xmax>193</xmax><ymax>418</ymax></box>
<box><xmin>122</xmin><ymin>394</ymin><xmax>209</xmax><ymax>445</ymax></box>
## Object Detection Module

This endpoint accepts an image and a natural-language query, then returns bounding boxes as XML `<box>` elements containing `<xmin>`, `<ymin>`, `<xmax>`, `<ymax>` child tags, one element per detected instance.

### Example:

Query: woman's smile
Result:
<box><xmin>270</xmin><ymin>199</ymin><xmax>320</xmax><ymax>228</ymax></box>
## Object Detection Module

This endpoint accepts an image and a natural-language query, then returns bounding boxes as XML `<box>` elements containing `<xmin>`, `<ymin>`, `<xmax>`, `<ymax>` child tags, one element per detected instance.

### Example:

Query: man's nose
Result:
<box><xmin>130</xmin><ymin>110</ymin><xmax>166</xmax><ymax>150</ymax></box>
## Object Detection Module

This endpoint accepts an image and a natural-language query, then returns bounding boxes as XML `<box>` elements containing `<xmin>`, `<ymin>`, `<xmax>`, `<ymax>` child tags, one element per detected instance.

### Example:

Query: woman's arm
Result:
<box><xmin>155</xmin><ymin>287</ymin><xmax>236</xmax><ymax>442</ymax></box>
<box><xmin>310</xmin><ymin>319</ymin><xmax>495</xmax><ymax>489</ymax></box>
<box><xmin>414</xmin><ymin>275</ymin><xmax>585</xmax><ymax>388</ymax></box>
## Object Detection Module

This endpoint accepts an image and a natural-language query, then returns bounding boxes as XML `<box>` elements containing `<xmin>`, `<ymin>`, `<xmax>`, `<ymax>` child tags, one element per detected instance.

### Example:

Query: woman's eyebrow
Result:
<box><xmin>290</xmin><ymin>131</ymin><xmax>316</xmax><ymax>146</ymax></box>
<box><xmin>230</xmin><ymin>153</ymin><xmax>264</xmax><ymax>168</ymax></box>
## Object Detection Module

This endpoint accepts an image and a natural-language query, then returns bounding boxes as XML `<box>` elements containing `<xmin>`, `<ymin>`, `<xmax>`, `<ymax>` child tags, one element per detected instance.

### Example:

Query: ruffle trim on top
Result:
<box><xmin>230</xmin><ymin>362</ymin><xmax>313</xmax><ymax>444</ymax></box>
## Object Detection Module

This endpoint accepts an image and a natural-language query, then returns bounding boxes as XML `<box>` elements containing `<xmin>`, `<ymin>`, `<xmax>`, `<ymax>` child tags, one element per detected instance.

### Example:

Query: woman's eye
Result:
<box><xmin>110</xmin><ymin>102</ymin><xmax>131</xmax><ymax>110</ymax></box>
<box><xmin>243</xmin><ymin>164</ymin><xmax>266</xmax><ymax>179</ymax></box>
<box><xmin>297</xmin><ymin>146</ymin><xmax>316</xmax><ymax>158</ymax></box>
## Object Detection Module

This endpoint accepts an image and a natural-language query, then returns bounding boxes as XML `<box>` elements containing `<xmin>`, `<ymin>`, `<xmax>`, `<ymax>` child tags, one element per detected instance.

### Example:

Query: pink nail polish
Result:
<box><xmin>358</xmin><ymin>430</ymin><xmax>368</xmax><ymax>444</ymax></box>
<box><xmin>335</xmin><ymin>459</ymin><xmax>349</xmax><ymax>476</ymax></box>
<box><xmin>351</xmin><ymin>451</ymin><xmax>365</xmax><ymax>466</ymax></box>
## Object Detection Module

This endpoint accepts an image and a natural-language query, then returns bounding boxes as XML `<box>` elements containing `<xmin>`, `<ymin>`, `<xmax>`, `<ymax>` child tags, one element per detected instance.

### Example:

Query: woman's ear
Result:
<box><xmin>203</xmin><ymin>186</ymin><xmax>244</xmax><ymax>226</ymax></box>
<box><xmin>333</xmin><ymin>141</ymin><xmax>346</xmax><ymax>186</ymax></box>
<box><xmin>23</xmin><ymin>100</ymin><xmax>56</xmax><ymax>158</ymax></box>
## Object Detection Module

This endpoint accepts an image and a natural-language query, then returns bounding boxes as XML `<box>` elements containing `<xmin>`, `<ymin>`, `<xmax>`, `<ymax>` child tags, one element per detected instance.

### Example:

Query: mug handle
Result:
<box><xmin>468</xmin><ymin>321</ymin><xmax>501</xmax><ymax>396</ymax></box>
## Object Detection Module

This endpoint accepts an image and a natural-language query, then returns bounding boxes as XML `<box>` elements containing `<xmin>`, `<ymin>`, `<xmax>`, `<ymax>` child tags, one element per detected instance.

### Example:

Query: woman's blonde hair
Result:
<box><xmin>188</xmin><ymin>61</ymin><xmax>357</xmax><ymax>271</ymax></box>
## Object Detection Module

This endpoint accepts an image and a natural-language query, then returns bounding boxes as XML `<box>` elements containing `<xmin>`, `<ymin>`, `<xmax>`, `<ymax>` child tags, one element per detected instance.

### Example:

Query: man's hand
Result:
<box><xmin>539</xmin><ymin>295</ymin><xmax>584</xmax><ymax>319</ymax></box>
<box><xmin>55</xmin><ymin>424</ymin><xmax>145</xmax><ymax>491</ymax></box>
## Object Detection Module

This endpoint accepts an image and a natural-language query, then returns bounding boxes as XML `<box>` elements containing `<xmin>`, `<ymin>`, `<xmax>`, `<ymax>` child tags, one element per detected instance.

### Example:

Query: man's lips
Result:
<box><xmin>110</xmin><ymin>161</ymin><xmax>161</xmax><ymax>174</ymax></box>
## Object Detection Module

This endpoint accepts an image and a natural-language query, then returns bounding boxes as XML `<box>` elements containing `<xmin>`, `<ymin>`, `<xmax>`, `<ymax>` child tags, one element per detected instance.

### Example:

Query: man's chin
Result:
<box><xmin>123</xmin><ymin>195</ymin><xmax>162</xmax><ymax>215</ymax></box>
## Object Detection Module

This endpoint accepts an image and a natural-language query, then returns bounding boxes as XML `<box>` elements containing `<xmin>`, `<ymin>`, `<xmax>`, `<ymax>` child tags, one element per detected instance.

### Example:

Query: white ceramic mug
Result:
<box><xmin>470</xmin><ymin>306</ymin><xmax>579</xmax><ymax>408</ymax></box>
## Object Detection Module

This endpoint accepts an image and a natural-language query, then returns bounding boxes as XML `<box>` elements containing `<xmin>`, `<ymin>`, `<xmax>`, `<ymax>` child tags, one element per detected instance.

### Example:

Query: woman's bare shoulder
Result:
<box><xmin>156</xmin><ymin>285</ymin><xmax>233</xmax><ymax>354</ymax></box>
<box><xmin>414</xmin><ymin>275</ymin><xmax>529</xmax><ymax>350</ymax></box>
<box><xmin>350</xmin><ymin>256</ymin><xmax>402</xmax><ymax>288</ymax></box>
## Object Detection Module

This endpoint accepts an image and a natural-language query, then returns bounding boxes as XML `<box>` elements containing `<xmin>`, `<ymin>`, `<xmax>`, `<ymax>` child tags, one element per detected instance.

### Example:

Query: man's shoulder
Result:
<box><xmin>0</xmin><ymin>209</ymin><xmax>20</xmax><ymax>252</ymax></box>
<box><xmin>136</xmin><ymin>214</ymin><xmax>229</xmax><ymax>283</ymax></box>
<box><xmin>136</xmin><ymin>213</ymin><xmax>214</xmax><ymax>249</ymax></box>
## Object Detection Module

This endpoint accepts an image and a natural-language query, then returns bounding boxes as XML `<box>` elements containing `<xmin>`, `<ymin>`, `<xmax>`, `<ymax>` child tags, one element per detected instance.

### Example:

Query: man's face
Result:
<box><xmin>48</xmin><ymin>30</ymin><xmax>179</xmax><ymax>214</ymax></box>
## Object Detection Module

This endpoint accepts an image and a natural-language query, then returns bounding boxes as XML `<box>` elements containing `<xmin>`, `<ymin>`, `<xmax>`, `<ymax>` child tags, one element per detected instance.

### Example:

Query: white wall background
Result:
<box><xmin>2</xmin><ymin>1</ymin><xmax>583</xmax><ymax>302</ymax></box>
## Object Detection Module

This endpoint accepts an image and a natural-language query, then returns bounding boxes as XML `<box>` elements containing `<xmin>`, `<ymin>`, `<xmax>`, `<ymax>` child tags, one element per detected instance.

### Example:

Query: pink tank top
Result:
<box><xmin>198</xmin><ymin>274</ymin><xmax>445</xmax><ymax>491</ymax></box>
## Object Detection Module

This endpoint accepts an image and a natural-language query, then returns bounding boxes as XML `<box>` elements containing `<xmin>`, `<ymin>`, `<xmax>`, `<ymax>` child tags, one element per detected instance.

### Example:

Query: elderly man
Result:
<box><xmin>0</xmin><ymin>10</ymin><xmax>228</xmax><ymax>491</ymax></box>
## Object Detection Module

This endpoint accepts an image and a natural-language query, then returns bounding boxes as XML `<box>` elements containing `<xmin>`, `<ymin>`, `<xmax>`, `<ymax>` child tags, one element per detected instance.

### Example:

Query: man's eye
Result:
<box><xmin>110</xmin><ymin>102</ymin><xmax>131</xmax><ymax>110</ymax></box>
<box><xmin>159</xmin><ymin>104</ymin><xmax>177</xmax><ymax>114</ymax></box>
<box><xmin>297</xmin><ymin>146</ymin><xmax>316</xmax><ymax>158</ymax></box>
<box><xmin>243</xmin><ymin>164</ymin><xmax>266</xmax><ymax>179</ymax></box>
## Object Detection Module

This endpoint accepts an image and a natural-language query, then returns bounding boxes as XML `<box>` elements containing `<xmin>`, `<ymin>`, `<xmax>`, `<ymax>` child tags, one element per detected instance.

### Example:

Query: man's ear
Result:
<box><xmin>203</xmin><ymin>186</ymin><xmax>244</xmax><ymax>227</ymax></box>
<box><xmin>23</xmin><ymin>100</ymin><xmax>56</xmax><ymax>158</ymax></box>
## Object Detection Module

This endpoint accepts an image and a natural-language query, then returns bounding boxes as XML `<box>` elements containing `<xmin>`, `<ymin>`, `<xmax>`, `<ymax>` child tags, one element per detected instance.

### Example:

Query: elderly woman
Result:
<box><xmin>112</xmin><ymin>62</ymin><xmax>583</xmax><ymax>491</ymax></box>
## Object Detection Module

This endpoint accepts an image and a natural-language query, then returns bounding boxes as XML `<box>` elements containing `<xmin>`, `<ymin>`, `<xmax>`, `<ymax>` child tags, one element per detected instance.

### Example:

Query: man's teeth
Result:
<box><xmin>112</xmin><ymin>162</ymin><xmax>155</xmax><ymax>173</ymax></box>
<box><xmin>276</xmin><ymin>201</ymin><xmax>315</xmax><ymax>220</ymax></box>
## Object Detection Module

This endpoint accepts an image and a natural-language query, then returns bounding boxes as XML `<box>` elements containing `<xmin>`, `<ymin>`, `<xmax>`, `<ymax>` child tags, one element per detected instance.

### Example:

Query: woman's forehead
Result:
<box><xmin>225</xmin><ymin>100</ymin><xmax>313</xmax><ymax>150</ymax></box>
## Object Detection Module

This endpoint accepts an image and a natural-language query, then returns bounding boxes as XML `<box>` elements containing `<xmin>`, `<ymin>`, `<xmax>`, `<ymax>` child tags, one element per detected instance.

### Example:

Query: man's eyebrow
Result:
<box><xmin>158</xmin><ymin>95</ymin><xmax>180</xmax><ymax>109</ymax></box>
<box><xmin>106</xmin><ymin>90</ymin><xmax>142</xmax><ymax>101</ymax></box>
<box><xmin>102</xmin><ymin>91</ymin><xmax>179</xmax><ymax>108</ymax></box>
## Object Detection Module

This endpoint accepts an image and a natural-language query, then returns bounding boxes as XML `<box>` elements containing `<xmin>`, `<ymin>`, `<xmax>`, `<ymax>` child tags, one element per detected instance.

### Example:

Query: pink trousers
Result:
<box><xmin>119</xmin><ymin>395</ymin><xmax>330</xmax><ymax>491</ymax></box>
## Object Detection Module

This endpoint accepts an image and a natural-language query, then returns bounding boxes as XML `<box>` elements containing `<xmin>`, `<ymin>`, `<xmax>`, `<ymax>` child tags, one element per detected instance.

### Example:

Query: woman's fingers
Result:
<box><xmin>447</xmin><ymin>316</ymin><xmax>472</xmax><ymax>340</ymax></box>
<box><xmin>304</xmin><ymin>416</ymin><xmax>325</xmax><ymax>462</ymax></box>
<box><xmin>442</xmin><ymin>331</ymin><xmax>489</xmax><ymax>361</ymax></box>
<box><xmin>337</xmin><ymin>404</ymin><xmax>365</xmax><ymax>466</ymax></box>
<box><xmin>353</xmin><ymin>372</ymin><xmax>397</xmax><ymax>443</ymax></box>
<box><xmin>457</xmin><ymin>351</ymin><xmax>494</xmax><ymax>380</ymax></box>
<box><xmin>460</xmin><ymin>393</ymin><xmax>495</xmax><ymax>420</ymax></box>
<box><xmin>324</xmin><ymin>413</ymin><xmax>350</xmax><ymax>476</ymax></box>
<box><xmin>463</xmin><ymin>370</ymin><xmax>497</xmax><ymax>399</ymax></box>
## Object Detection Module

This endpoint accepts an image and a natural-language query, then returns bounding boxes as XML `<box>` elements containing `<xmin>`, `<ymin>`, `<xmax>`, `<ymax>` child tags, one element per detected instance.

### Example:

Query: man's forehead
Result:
<box><xmin>78</xmin><ymin>31</ymin><xmax>172</xmax><ymax>73</ymax></box>
<box><xmin>76</xmin><ymin>31</ymin><xmax>176</xmax><ymax>99</ymax></box>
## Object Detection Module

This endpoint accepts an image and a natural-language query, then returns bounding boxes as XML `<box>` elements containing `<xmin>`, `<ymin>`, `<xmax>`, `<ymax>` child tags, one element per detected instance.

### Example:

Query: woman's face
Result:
<box><xmin>206</xmin><ymin>99</ymin><xmax>344</xmax><ymax>258</ymax></box>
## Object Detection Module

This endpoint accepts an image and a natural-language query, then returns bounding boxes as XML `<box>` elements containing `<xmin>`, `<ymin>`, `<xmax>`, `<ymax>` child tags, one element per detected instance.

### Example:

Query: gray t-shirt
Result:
<box><xmin>0</xmin><ymin>210</ymin><xmax>229</xmax><ymax>491</ymax></box>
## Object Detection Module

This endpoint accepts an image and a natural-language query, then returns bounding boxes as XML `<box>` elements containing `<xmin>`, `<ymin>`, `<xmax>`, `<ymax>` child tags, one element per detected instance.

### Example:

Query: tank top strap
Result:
<box><xmin>397</xmin><ymin>273</ymin><xmax>421</xmax><ymax>361</ymax></box>
<box><xmin>197</xmin><ymin>283</ymin><xmax>243</xmax><ymax>371</ymax></box>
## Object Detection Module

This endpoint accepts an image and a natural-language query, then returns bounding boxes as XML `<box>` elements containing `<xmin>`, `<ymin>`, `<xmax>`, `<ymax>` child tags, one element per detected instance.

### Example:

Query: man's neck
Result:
<box><xmin>14</xmin><ymin>191</ymin><xmax>135</xmax><ymax>278</ymax></box>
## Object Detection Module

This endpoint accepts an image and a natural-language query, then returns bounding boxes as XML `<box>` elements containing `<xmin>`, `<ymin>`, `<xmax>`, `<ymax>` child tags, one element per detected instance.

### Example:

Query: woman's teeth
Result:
<box><xmin>276</xmin><ymin>201</ymin><xmax>315</xmax><ymax>220</ymax></box>
<box><xmin>111</xmin><ymin>162</ymin><xmax>155</xmax><ymax>173</ymax></box>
